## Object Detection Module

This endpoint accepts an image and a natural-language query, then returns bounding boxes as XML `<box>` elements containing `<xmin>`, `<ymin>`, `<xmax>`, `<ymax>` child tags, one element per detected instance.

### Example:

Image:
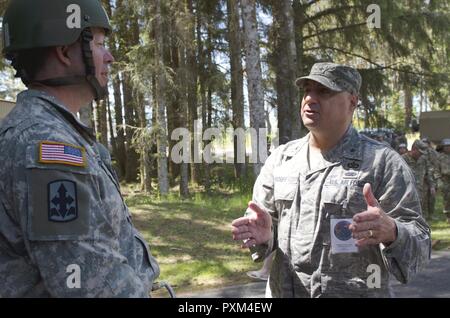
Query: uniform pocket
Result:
<box><xmin>134</xmin><ymin>233</ymin><xmax>160</xmax><ymax>281</ymax></box>
<box><xmin>274</xmin><ymin>181</ymin><xmax>298</xmax><ymax>201</ymax></box>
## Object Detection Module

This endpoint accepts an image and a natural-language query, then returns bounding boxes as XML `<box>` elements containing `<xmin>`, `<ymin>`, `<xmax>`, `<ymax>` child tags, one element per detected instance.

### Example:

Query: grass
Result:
<box><xmin>123</xmin><ymin>183</ymin><xmax>450</xmax><ymax>296</ymax></box>
<box><xmin>429</xmin><ymin>194</ymin><xmax>450</xmax><ymax>251</ymax></box>
<box><xmin>123</xmin><ymin>183</ymin><xmax>260</xmax><ymax>296</ymax></box>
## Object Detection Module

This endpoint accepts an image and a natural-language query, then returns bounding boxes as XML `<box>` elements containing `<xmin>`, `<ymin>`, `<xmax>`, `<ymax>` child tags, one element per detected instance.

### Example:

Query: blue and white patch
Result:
<box><xmin>330</xmin><ymin>218</ymin><xmax>358</xmax><ymax>254</ymax></box>
<box><xmin>334</xmin><ymin>220</ymin><xmax>352</xmax><ymax>241</ymax></box>
<box><xmin>48</xmin><ymin>180</ymin><xmax>78</xmax><ymax>222</ymax></box>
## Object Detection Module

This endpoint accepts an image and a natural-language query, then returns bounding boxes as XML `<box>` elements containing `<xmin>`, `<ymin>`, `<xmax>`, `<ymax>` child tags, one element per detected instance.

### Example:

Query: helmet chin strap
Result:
<box><xmin>32</xmin><ymin>28</ymin><xmax>108</xmax><ymax>101</ymax></box>
<box><xmin>80</xmin><ymin>29</ymin><xmax>108</xmax><ymax>101</ymax></box>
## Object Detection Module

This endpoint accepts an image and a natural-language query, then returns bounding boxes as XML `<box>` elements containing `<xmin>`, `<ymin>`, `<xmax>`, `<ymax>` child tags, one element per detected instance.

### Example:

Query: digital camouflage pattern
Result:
<box><xmin>437</xmin><ymin>151</ymin><xmax>450</xmax><ymax>217</ymax></box>
<box><xmin>0</xmin><ymin>90</ymin><xmax>159</xmax><ymax>297</ymax></box>
<box><xmin>247</xmin><ymin>126</ymin><xmax>430</xmax><ymax>297</ymax></box>
<box><xmin>422</xmin><ymin>147</ymin><xmax>439</xmax><ymax>218</ymax></box>
<box><xmin>402</xmin><ymin>152</ymin><xmax>435</xmax><ymax>219</ymax></box>
<box><xmin>296</xmin><ymin>62</ymin><xmax>362</xmax><ymax>95</ymax></box>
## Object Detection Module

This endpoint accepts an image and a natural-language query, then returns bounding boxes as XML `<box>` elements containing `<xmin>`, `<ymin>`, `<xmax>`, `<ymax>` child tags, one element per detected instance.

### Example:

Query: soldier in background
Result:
<box><xmin>402</xmin><ymin>140</ymin><xmax>435</xmax><ymax>220</ymax></box>
<box><xmin>0</xmin><ymin>0</ymin><xmax>159</xmax><ymax>297</ymax></box>
<box><xmin>374</xmin><ymin>132</ymin><xmax>391</xmax><ymax>147</ymax></box>
<box><xmin>421</xmin><ymin>137</ymin><xmax>438</xmax><ymax>220</ymax></box>
<box><xmin>397</xmin><ymin>143</ymin><xmax>408</xmax><ymax>155</ymax></box>
<box><xmin>436</xmin><ymin>139</ymin><xmax>450</xmax><ymax>224</ymax></box>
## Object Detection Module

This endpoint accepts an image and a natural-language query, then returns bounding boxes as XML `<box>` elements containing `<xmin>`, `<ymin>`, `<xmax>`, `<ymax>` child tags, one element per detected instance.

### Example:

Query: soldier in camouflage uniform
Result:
<box><xmin>0</xmin><ymin>0</ymin><xmax>159</xmax><ymax>297</ymax></box>
<box><xmin>397</xmin><ymin>143</ymin><xmax>408</xmax><ymax>155</ymax></box>
<box><xmin>232</xmin><ymin>63</ymin><xmax>430</xmax><ymax>298</ymax></box>
<box><xmin>436</xmin><ymin>139</ymin><xmax>450</xmax><ymax>223</ymax></box>
<box><xmin>421</xmin><ymin>138</ymin><xmax>438</xmax><ymax>219</ymax></box>
<box><xmin>402</xmin><ymin>140</ymin><xmax>435</xmax><ymax>220</ymax></box>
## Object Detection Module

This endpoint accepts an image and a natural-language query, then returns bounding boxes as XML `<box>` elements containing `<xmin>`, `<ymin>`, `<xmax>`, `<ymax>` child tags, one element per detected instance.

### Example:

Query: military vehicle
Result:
<box><xmin>419</xmin><ymin>110</ymin><xmax>450</xmax><ymax>144</ymax></box>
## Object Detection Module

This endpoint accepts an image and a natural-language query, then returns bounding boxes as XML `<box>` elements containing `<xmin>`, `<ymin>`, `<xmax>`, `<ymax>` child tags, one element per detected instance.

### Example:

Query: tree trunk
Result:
<box><xmin>197</xmin><ymin>7</ymin><xmax>208</xmax><ymax>186</ymax></box>
<box><xmin>272</xmin><ymin>0</ymin><xmax>300</xmax><ymax>141</ymax></box>
<box><xmin>136</xmin><ymin>90</ymin><xmax>152</xmax><ymax>193</ymax></box>
<box><xmin>111</xmin><ymin>76</ymin><xmax>127</xmax><ymax>179</ymax></box>
<box><xmin>167</xmin><ymin>24</ymin><xmax>181</xmax><ymax>186</ymax></box>
<box><xmin>227</xmin><ymin>0</ymin><xmax>246</xmax><ymax>179</ymax></box>
<box><xmin>241</xmin><ymin>0</ymin><xmax>266</xmax><ymax>176</ymax></box>
<box><xmin>293</xmin><ymin>0</ymin><xmax>307</xmax><ymax>138</ymax></box>
<box><xmin>122</xmin><ymin>73</ymin><xmax>139</xmax><ymax>182</ymax></box>
<box><xmin>177</xmin><ymin>0</ymin><xmax>192</xmax><ymax>198</ymax></box>
<box><xmin>95</xmin><ymin>99</ymin><xmax>108</xmax><ymax>147</ymax></box>
<box><xmin>187</xmin><ymin>0</ymin><xmax>200</xmax><ymax>185</ymax></box>
<box><xmin>404</xmin><ymin>84</ymin><xmax>413</xmax><ymax>131</ymax></box>
<box><xmin>106</xmin><ymin>97</ymin><xmax>118</xmax><ymax>166</ymax></box>
<box><xmin>150</xmin><ymin>74</ymin><xmax>158</xmax><ymax>180</ymax></box>
<box><xmin>155</xmin><ymin>0</ymin><xmax>169</xmax><ymax>195</ymax></box>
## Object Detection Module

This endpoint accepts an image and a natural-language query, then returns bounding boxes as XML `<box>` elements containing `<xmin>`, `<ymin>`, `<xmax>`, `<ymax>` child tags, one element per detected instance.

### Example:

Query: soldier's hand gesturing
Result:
<box><xmin>231</xmin><ymin>201</ymin><xmax>272</xmax><ymax>248</ymax></box>
<box><xmin>349</xmin><ymin>183</ymin><xmax>398</xmax><ymax>247</ymax></box>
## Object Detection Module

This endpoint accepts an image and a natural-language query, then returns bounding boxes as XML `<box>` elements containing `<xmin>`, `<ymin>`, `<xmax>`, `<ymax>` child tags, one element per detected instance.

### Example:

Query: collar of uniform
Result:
<box><xmin>323</xmin><ymin>125</ymin><xmax>363</xmax><ymax>162</ymax></box>
<box><xmin>282</xmin><ymin>135</ymin><xmax>309</xmax><ymax>158</ymax></box>
<box><xmin>21</xmin><ymin>89</ymin><xmax>96</xmax><ymax>141</ymax></box>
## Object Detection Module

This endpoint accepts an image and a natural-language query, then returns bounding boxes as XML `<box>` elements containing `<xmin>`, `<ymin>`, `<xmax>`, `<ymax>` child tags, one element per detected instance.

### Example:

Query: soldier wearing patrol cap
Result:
<box><xmin>0</xmin><ymin>0</ymin><xmax>159</xmax><ymax>297</ymax></box>
<box><xmin>436</xmin><ymin>139</ymin><xmax>450</xmax><ymax>223</ymax></box>
<box><xmin>420</xmin><ymin>137</ymin><xmax>438</xmax><ymax>220</ymax></box>
<box><xmin>232</xmin><ymin>62</ymin><xmax>430</xmax><ymax>297</ymax></box>
<box><xmin>402</xmin><ymin>140</ymin><xmax>435</xmax><ymax>220</ymax></box>
<box><xmin>397</xmin><ymin>143</ymin><xmax>408</xmax><ymax>155</ymax></box>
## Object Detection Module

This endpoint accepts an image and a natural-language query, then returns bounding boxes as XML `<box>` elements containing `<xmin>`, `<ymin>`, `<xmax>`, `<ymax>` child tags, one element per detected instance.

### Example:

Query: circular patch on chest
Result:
<box><xmin>334</xmin><ymin>220</ymin><xmax>352</xmax><ymax>241</ymax></box>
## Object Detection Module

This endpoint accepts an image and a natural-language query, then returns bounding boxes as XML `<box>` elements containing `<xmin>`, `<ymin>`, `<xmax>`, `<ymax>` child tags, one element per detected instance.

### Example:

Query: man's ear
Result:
<box><xmin>350</xmin><ymin>94</ymin><xmax>359</xmax><ymax>111</ymax></box>
<box><xmin>54</xmin><ymin>46</ymin><xmax>72</xmax><ymax>67</ymax></box>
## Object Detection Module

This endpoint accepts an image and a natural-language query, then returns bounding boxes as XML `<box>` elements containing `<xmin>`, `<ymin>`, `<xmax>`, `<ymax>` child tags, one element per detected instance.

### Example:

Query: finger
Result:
<box><xmin>248</xmin><ymin>201</ymin><xmax>267</xmax><ymax>216</ymax></box>
<box><xmin>350</xmin><ymin>221</ymin><xmax>378</xmax><ymax>232</ymax></box>
<box><xmin>353</xmin><ymin>230</ymin><xmax>376</xmax><ymax>240</ymax></box>
<box><xmin>242</xmin><ymin>238</ymin><xmax>257</xmax><ymax>248</ymax></box>
<box><xmin>231</xmin><ymin>225</ymin><xmax>249</xmax><ymax>235</ymax></box>
<box><xmin>232</xmin><ymin>216</ymin><xmax>251</xmax><ymax>227</ymax></box>
<box><xmin>363</xmin><ymin>183</ymin><xmax>380</xmax><ymax>208</ymax></box>
<box><xmin>233</xmin><ymin>232</ymin><xmax>253</xmax><ymax>241</ymax></box>
<box><xmin>353</xmin><ymin>210</ymin><xmax>380</xmax><ymax>223</ymax></box>
<box><xmin>355</xmin><ymin>237</ymin><xmax>379</xmax><ymax>247</ymax></box>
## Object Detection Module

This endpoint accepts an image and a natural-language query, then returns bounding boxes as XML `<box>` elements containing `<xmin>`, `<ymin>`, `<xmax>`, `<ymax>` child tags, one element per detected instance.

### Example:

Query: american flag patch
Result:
<box><xmin>39</xmin><ymin>141</ymin><xmax>86</xmax><ymax>167</ymax></box>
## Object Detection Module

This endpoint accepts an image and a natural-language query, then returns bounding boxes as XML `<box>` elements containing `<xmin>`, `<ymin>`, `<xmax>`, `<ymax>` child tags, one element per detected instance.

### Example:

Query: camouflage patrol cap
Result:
<box><xmin>412</xmin><ymin>140</ymin><xmax>428</xmax><ymax>154</ymax></box>
<box><xmin>441</xmin><ymin>139</ymin><xmax>450</xmax><ymax>147</ymax></box>
<box><xmin>296</xmin><ymin>62</ymin><xmax>362</xmax><ymax>95</ymax></box>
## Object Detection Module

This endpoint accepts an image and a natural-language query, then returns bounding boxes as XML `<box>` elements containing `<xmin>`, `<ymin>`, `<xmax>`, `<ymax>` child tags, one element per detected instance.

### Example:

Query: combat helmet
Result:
<box><xmin>2</xmin><ymin>0</ymin><xmax>112</xmax><ymax>100</ymax></box>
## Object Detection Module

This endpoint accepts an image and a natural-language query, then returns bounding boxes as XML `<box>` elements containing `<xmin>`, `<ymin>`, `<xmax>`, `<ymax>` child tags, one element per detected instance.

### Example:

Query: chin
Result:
<box><xmin>302</xmin><ymin>119</ymin><xmax>316</xmax><ymax>128</ymax></box>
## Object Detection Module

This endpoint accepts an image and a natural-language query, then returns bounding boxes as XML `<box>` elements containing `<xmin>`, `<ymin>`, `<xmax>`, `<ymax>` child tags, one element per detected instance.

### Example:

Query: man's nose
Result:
<box><xmin>105</xmin><ymin>50</ymin><xmax>115</xmax><ymax>64</ymax></box>
<box><xmin>303</xmin><ymin>91</ymin><xmax>318</xmax><ymax>104</ymax></box>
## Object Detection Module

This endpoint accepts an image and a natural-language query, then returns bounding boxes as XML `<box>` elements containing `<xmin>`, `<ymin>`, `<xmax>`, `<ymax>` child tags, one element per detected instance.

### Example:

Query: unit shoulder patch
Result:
<box><xmin>48</xmin><ymin>180</ymin><xmax>78</xmax><ymax>222</ymax></box>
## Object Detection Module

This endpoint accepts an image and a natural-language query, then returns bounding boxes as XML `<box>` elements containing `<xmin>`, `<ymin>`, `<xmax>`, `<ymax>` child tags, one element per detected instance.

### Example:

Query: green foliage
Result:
<box><xmin>209</xmin><ymin>164</ymin><xmax>255</xmax><ymax>194</ymax></box>
<box><xmin>124</xmin><ymin>184</ymin><xmax>255</xmax><ymax>293</ymax></box>
<box><xmin>430</xmin><ymin>194</ymin><xmax>450</xmax><ymax>250</ymax></box>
